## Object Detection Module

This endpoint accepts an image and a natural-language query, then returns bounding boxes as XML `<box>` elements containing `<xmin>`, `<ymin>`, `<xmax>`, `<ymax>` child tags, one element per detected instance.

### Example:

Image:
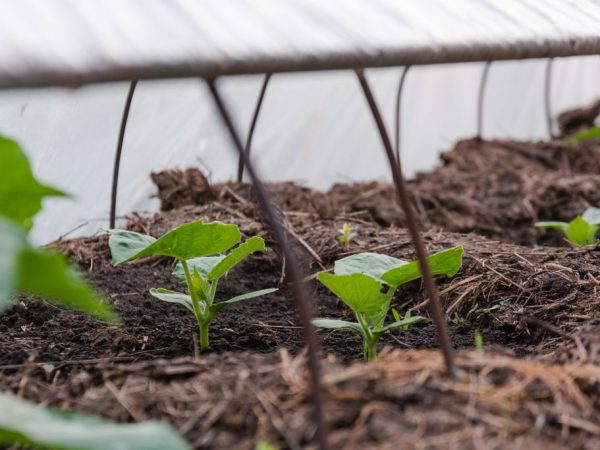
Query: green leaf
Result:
<box><xmin>149</xmin><ymin>288</ymin><xmax>194</xmax><ymax>313</ymax></box>
<box><xmin>380</xmin><ymin>246</ymin><xmax>464</xmax><ymax>287</ymax></box>
<box><xmin>312</xmin><ymin>318</ymin><xmax>364</xmax><ymax>335</ymax></box>
<box><xmin>535</xmin><ymin>221</ymin><xmax>568</xmax><ymax>231</ymax></box>
<box><xmin>108</xmin><ymin>230</ymin><xmax>157</xmax><ymax>265</ymax></box>
<box><xmin>374</xmin><ymin>314</ymin><xmax>426</xmax><ymax>334</ymax></box>
<box><xmin>18</xmin><ymin>248</ymin><xmax>116</xmax><ymax>322</ymax></box>
<box><xmin>582</xmin><ymin>207</ymin><xmax>600</xmax><ymax>226</ymax></box>
<box><xmin>210</xmin><ymin>288</ymin><xmax>278</xmax><ymax>314</ymax></box>
<box><xmin>0</xmin><ymin>218</ymin><xmax>27</xmax><ymax>313</ymax></box>
<box><xmin>334</xmin><ymin>252</ymin><xmax>406</xmax><ymax>280</ymax></box>
<box><xmin>110</xmin><ymin>221</ymin><xmax>241</xmax><ymax>264</ymax></box>
<box><xmin>208</xmin><ymin>236</ymin><xmax>266</xmax><ymax>281</ymax></box>
<box><xmin>564</xmin><ymin>216</ymin><xmax>598</xmax><ymax>246</ymax></box>
<box><xmin>0</xmin><ymin>136</ymin><xmax>66</xmax><ymax>229</ymax></box>
<box><xmin>317</xmin><ymin>272</ymin><xmax>390</xmax><ymax>326</ymax></box>
<box><xmin>564</xmin><ymin>126</ymin><xmax>600</xmax><ymax>143</ymax></box>
<box><xmin>0</xmin><ymin>392</ymin><xmax>189</xmax><ymax>450</ymax></box>
<box><xmin>173</xmin><ymin>256</ymin><xmax>225</xmax><ymax>282</ymax></box>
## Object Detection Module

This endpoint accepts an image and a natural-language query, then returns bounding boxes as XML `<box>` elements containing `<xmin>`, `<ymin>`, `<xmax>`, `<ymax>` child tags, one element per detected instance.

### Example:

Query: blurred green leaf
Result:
<box><xmin>0</xmin><ymin>218</ymin><xmax>27</xmax><ymax>313</ymax></box>
<box><xmin>564</xmin><ymin>216</ymin><xmax>598</xmax><ymax>246</ymax></box>
<box><xmin>18</xmin><ymin>248</ymin><xmax>116</xmax><ymax>322</ymax></box>
<box><xmin>0</xmin><ymin>392</ymin><xmax>189</xmax><ymax>450</ymax></box>
<box><xmin>0</xmin><ymin>136</ymin><xmax>66</xmax><ymax>229</ymax></box>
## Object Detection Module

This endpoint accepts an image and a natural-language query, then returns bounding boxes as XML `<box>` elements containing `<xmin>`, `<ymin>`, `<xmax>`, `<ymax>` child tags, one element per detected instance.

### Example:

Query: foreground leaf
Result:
<box><xmin>0</xmin><ymin>218</ymin><xmax>27</xmax><ymax>313</ymax></box>
<box><xmin>0</xmin><ymin>136</ymin><xmax>66</xmax><ymax>229</ymax></box>
<box><xmin>18</xmin><ymin>248</ymin><xmax>116</xmax><ymax>322</ymax></box>
<box><xmin>380</xmin><ymin>246</ymin><xmax>463</xmax><ymax>287</ymax></box>
<box><xmin>110</xmin><ymin>222</ymin><xmax>240</xmax><ymax>264</ymax></box>
<box><xmin>149</xmin><ymin>288</ymin><xmax>194</xmax><ymax>313</ymax></box>
<box><xmin>0</xmin><ymin>392</ymin><xmax>189</xmax><ymax>450</ymax></box>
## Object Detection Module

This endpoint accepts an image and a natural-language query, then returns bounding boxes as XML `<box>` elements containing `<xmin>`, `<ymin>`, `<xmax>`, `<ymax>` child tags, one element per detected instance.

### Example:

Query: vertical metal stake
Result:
<box><xmin>356</xmin><ymin>69</ymin><xmax>456</xmax><ymax>378</ymax></box>
<box><xmin>394</xmin><ymin>66</ymin><xmax>411</xmax><ymax>163</ymax></box>
<box><xmin>544</xmin><ymin>58</ymin><xmax>555</xmax><ymax>140</ymax></box>
<box><xmin>206</xmin><ymin>79</ymin><xmax>328</xmax><ymax>449</ymax></box>
<box><xmin>237</xmin><ymin>73</ymin><xmax>272</xmax><ymax>182</ymax></box>
<box><xmin>110</xmin><ymin>80</ymin><xmax>138</xmax><ymax>229</ymax></box>
<box><xmin>477</xmin><ymin>61</ymin><xmax>491</xmax><ymax>139</ymax></box>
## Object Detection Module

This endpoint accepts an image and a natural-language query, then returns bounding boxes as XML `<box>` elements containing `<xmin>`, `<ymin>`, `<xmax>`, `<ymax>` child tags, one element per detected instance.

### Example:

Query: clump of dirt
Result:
<box><xmin>151</xmin><ymin>168</ymin><xmax>215</xmax><ymax>211</ymax></box>
<box><xmin>4</xmin><ymin>349</ymin><xmax>600</xmax><ymax>449</ymax></box>
<box><xmin>150</xmin><ymin>139</ymin><xmax>600</xmax><ymax>247</ymax></box>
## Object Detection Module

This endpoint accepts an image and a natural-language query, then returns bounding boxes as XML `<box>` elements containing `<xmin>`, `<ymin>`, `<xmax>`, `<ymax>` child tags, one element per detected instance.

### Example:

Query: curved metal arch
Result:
<box><xmin>109</xmin><ymin>80</ymin><xmax>138</xmax><ymax>229</ymax></box>
<box><xmin>206</xmin><ymin>79</ymin><xmax>328</xmax><ymax>450</ymax></box>
<box><xmin>237</xmin><ymin>73</ymin><xmax>272</xmax><ymax>182</ymax></box>
<box><xmin>355</xmin><ymin>69</ymin><xmax>456</xmax><ymax>378</ymax></box>
<box><xmin>544</xmin><ymin>58</ymin><xmax>555</xmax><ymax>139</ymax></box>
<box><xmin>394</xmin><ymin>66</ymin><xmax>411</xmax><ymax>163</ymax></box>
<box><xmin>477</xmin><ymin>61</ymin><xmax>491</xmax><ymax>138</ymax></box>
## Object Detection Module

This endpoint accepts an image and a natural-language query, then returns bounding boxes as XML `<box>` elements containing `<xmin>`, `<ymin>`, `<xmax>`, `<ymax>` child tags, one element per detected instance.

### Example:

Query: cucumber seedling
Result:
<box><xmin>536</xmin><ymin>207</ymin><xmax>600</xmax><ymax>247</ymax></box>
<box><xmin>108</xmin><ymin>221</ymin><xmax>277</xmax><ymax>349</ymax></box>
<box><xmin>313</xmin><ymin>246</ymin><xmax>463</xmax><ymax>361</ymax></box>
<box><xmin>337</xmin><ymin>223</ymin><xmax>357</xmax><ymax>249</ymax></box>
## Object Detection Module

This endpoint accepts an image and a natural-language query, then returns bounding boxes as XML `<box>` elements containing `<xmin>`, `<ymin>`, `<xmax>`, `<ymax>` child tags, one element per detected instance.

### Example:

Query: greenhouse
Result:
<box><xmin>2</xmin><ymin>1</ymin><xmax>600</xmax><ymax>449</ymax></box>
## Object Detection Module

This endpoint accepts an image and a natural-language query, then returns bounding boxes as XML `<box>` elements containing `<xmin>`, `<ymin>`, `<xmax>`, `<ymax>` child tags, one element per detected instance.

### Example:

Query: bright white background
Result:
<box><xmin>1</xmin><ymin>56</ymin><xmax>599</xmax><ymax>244</ymax></box>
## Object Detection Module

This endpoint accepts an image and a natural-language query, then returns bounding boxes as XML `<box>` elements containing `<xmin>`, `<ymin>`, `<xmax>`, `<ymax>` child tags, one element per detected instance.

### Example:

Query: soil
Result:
<box><xmin>3</xmin><ymin>137</ymin><xmax>600</xmax><ymax>449</ymax></box>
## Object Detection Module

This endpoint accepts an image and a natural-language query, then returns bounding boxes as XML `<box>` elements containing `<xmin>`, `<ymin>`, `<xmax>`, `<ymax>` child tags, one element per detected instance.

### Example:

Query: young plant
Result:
<box><xmin>535</xmin><ymin>207</ymin><xmax>600</xmax><ymax>247</ymax></box>
<box><xmin>0</xmin><ymin>135</ymin><xmax>114</xmax><ymax>321</ymax></box>
<box><xmin>108</xmin><ymin>221</ymin><xmax>277</xmax><ymax>349</ymax></box>
<box><xmin>564</xmin><ymin>126</ymin><xmax>600</xmax><ymax>143</ymax></box>
<box><xmin>337</xmin><ymin>223</ymin><xmax>357</xmax><ymax>249</ymax></box>
<box><xmin>313</xmin><ymin>246</ymin><xmax>464</xmax><ymax>361</ymax></box>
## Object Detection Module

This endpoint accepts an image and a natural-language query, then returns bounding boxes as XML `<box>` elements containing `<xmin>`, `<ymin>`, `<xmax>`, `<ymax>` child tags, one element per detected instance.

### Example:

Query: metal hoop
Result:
<box><xmin>477</xmin><ymin>61</ymin><xmax>491</xmax><ymax>138</ymax></box>
<box><xmin>237</xmin><ymin>73</ymin><xmax>272</xmax><ymax>182</ymax></box>
<box><xmin>109</xmin><ymin>80</ymin><xmax>138</xmax><ymax>229</ymax></box>
<box><xmin>356</xmin><ymin>69</ymin><xmax>456</xmax><ymax>378</ymax></box>
<box><xmin>206</xmin><ymin>78</ymin><xmax>328</xmax><ymax>449</ymax></box>
<box><xmin>394</xmin><ymin>66</ymin><xmax>411</xmax><ymax>163</ymax></box>
<box><xmin>544</xmin><ymin>58</ymin><xmax>555</xmax><ymax>139</ymax></box>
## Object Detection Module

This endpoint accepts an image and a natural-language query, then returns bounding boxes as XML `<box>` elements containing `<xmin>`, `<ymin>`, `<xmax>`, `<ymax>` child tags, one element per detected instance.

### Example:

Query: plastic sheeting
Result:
<box><xmin>2</xmin><ymin>57</ymin><xmax>600</xmax><ymax>244</ymax></box>
<box><xmin>2</xmin><ymin>0</ymin><xmax>600</xmax><ymax>87</ymax></box>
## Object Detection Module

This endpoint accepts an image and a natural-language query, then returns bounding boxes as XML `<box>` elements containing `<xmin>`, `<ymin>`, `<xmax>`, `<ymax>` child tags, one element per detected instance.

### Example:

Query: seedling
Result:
<box><xmin>466</xmin><ymin>300</ymin><xmax>506</xmax><ymax>319</ymax></box>
<box><xmin>474</xmin><ymin>331</ymin><xmax>484</xmax><ymax>354</ymax></box>
<box><xmin>337</xmin><ymin>223</ymin><xmax>357</xmax><ymax>249</ymax></box>
<box><xmin>536</xmin><ymin>207</ymin><xmax>600</xmax><ymax>247</ymax></box>
<box><xmin>108</xmin><ymin>221</ymin><xmax>277</xmax><ymax>349</ymax></box>
<box><xmin>313</xmin><ymin>246</ymin><xmax>463</xmax><ymax>361</ymax></box>
<box><xmin>564</xmin><ymin>126</ymin><xmax>600</xmax><ymax>143</ymax></box>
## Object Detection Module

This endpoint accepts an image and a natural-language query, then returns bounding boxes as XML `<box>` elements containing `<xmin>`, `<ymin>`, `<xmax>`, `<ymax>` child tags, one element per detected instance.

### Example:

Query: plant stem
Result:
<box><xmin>199</xmin><ymin>322</ymin><xmax>209</xmax><ymax>349</ymax></box>
<box><xmin>365</xmin><ymin>339</ymin><xmax>378</xmax><ymax>361</ymax></box>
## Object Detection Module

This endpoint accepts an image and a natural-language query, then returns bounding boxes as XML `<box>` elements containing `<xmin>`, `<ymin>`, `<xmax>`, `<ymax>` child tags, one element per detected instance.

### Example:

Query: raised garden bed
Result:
<box><xmin>3</xmin><ymin>138</ymin><xmax>600</xmax><ymax>448</ymax></box>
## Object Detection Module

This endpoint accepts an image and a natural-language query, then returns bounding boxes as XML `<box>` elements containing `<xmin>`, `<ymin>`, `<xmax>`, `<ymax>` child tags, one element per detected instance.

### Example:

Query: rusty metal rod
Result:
<box><xmin>477</xmin><ymin>61</ymin><xmax>491</xmax><ymax>138</ymax></box>
<box><xmin>237</xmin><ymin>73</ymin><xmax>272</xmax><ymax>182</ymax></box>
<box><xmin>394</xmin><ymin>66</ymin><xmax>411</xmax><ymax>163</ymax></box>
<box><xmin>109</xmin><ymin>80</ymin><xmax>138</xmax><ymax>229</ymax></box>
<box><xmin>355</xmin><ymin>69</ymin><xmax>456</xmax><ymax>378</ymax></box>
<box><xmin>544</xmin><ymin>58</ymin><xmax>555</xmax><ymax>139</ymax></box>
<box><xmin>206</xmin><ymin>78</ymin><xmax>328</xmax><ymax>449</ymax></box>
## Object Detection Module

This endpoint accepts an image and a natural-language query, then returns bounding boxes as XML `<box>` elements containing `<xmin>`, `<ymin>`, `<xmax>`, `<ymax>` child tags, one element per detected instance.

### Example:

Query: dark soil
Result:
<box><xmin>3</xmin><ymin>137</ymin><xmax>600</xmax><ymax>448</ymax></box>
